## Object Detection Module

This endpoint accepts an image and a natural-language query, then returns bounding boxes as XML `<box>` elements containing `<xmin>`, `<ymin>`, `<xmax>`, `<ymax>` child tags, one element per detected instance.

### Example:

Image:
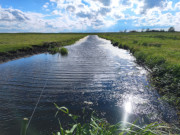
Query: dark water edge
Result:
<box><xmin>0</xmin><ymin>35</ymin><xmax>178</xmax><ymax>135</ymax></box>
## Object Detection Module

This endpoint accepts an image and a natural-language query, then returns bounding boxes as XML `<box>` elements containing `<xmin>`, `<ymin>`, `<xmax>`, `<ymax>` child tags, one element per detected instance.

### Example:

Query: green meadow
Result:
<box><xmin>98</xmin><ymin>32</ymin><xmax>180</xmax><ymax>111</ymax></box>
<box><xmin>0</xmin><ymin>33</ymin><xmax>87</xmax><ymax>52</ymax></box>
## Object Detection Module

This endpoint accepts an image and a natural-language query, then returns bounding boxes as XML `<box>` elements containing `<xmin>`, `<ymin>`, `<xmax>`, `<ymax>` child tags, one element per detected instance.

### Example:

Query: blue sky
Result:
<box><xmin>0</xmin><ymin>0</ymin><xmax>180</xmax><ymax>32</ymax></box>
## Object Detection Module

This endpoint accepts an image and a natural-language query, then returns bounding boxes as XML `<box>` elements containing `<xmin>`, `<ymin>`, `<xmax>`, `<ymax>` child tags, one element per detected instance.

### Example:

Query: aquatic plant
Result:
<box><xmin>53</xmin><ymin>105</ymin><xmax>179</xmax><ymax>135</ymax></box>
<box><xmin>48</xmin><ymin>47</ymin><xmax>68</xmax><ymax>55</ymax></box>
<box><xmin>60</xmin><ymin>47</ymin><xmax>68</xmax><ymax>55</ymax></box>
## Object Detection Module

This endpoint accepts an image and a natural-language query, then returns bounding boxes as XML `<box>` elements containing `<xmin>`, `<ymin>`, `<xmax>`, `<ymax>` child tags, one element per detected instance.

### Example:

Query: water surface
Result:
<box><xmin>0</xmin><ymin>35</ymin><xmax>178</xmax><ymax>135</ymax></box>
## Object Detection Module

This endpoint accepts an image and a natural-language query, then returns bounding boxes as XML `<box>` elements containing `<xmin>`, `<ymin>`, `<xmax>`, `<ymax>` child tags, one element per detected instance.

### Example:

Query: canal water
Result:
<box><xmin>0</xmin><ymin>35</ymin><xmax>178</xmax><ymax>135</ymax></box>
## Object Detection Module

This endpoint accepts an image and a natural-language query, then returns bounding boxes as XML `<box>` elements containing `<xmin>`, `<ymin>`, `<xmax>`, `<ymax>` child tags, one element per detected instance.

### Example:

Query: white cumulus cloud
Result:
<box><xmin>0</xmin><ymin>0</ymin><xmax>180</xmax><ymax>32</ymax></box>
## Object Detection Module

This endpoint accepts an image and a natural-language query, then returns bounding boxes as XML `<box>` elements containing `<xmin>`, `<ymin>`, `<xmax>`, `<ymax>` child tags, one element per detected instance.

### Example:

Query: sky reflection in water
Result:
<box><xmin>0</xmin><ymin>35</ymin><xmax>178</xmax><ymax>135</ymax></box>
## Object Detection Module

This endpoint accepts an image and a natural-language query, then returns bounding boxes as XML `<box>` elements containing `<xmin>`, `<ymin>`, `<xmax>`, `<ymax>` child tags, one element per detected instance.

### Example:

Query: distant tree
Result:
<box><xmin>146</xmin><ymin>28</ymin><xmax>150</xmax><ymax>32</ymax></box>
<box><xmin>124</xmin><ymin>29</ymin><xmax>127</xmax><ymax>33</ymax></box>
<box><xmin>129</xmin><ymin>30</ymin><xmax>137</xmax><ymax>33</ymax></box>
<box><xmin>141</xmin><ymin>28</ymin><xmax>144</xmax><ymax>32</ymax></box>
<box><xmin>168</xmin><ymin>27</ymin><xmax>175</xmax><ymax>32</ymax></box>
<box><xmin>151</xmin><ymin>30</ymin><xmax>159</xmax><ymax>32</ymax></box>
<box><xmin>160</xmin><ymin>29</ymin><xmax>165</xmax><ymax>32</ymax></box>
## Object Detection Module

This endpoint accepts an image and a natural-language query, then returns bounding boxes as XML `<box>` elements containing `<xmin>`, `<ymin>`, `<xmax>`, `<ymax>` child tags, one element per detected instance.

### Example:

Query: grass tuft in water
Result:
<box><xmin>60</xmin><ymin>47</ymin><xmax>68</xmax><ymax>55</ymax></box>
<box><xmin>48</xmin><ymin>47</ymin><xmax>68</xmax><ymax>55</ymax></box>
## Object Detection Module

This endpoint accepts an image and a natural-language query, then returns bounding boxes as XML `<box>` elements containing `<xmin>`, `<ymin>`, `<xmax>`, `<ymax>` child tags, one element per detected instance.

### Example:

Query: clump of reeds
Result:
<box><xmin>60</xmin><ymin>47</ymin><xmax>68</xmax><ymax>55</ymax></box>
<box><xmin>48</xmin><ymin>47</ymin><xmax>68</xmax><ymax>55</ymax></box>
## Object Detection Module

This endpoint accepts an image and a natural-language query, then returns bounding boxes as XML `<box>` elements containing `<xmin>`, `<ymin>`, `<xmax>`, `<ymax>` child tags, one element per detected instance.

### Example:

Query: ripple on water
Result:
<box><xmin>0</xmin><ymin>35</ymin><xmax>178</xmax><ymax>135</ymax></box>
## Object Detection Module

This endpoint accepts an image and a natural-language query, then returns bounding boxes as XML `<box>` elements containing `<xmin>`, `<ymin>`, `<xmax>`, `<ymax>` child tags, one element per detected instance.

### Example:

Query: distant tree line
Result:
<box><xmin>124</xmin><ymin>27</ymin><xmax>176</xmax><ymax>33</ymax></box>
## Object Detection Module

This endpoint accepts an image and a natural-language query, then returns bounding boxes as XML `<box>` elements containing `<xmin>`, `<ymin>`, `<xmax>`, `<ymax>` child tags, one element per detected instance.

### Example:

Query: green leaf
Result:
<box><xmin>70</xmin><ymin>124</ymin><xmax>78</xmax><ymax>133</ymax></box>
<box><xmin>54</xmin><ymin>103</ymin><xmax>69</xmax><ymax>114</ymax></box>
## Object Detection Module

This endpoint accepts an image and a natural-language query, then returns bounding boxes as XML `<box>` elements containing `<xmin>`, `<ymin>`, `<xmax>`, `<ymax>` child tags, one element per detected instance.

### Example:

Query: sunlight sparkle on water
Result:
<box><xmin>122</xmin><ymin>96</ymin><xmax>133</xmax><ymax>127</ymax></box>
<box><xmin>125</xmin><ymin>101</ymin><xmax>132</xmax><ymax>113</ymax></box>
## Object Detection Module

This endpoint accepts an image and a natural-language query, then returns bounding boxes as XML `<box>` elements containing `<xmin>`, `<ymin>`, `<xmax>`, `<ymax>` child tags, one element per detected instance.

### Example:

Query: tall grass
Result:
<box><xmin>52</xmin><ymin>105</ymin><xmax>179</xmax><ymax>135</ymax></box>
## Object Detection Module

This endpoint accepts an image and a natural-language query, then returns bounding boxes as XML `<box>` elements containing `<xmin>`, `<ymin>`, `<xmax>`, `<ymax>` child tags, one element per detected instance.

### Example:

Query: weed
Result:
<box><xmin>53</xmin><ymin>105</ymin><xmax>179</xmax><ymax>135</ymax></box>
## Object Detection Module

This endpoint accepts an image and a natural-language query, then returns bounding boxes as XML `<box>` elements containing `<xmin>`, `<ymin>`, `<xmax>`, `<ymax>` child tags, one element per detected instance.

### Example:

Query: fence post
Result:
<box><xmin>20</xmin><ymin>118</ymin><xmax>28</xmax><ymax>135</ymax></box>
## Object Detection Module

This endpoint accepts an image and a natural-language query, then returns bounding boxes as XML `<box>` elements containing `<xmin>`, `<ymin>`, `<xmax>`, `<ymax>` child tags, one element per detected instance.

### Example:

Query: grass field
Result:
<box><xmin>0</xmin><ymin>33</ymin><xmax>87</xmax><ymax>52</ymax></box>
<box><xmin>98</xmin><ymin>32</ymin><xmax>180</xmax><ymax>112</ymax></box>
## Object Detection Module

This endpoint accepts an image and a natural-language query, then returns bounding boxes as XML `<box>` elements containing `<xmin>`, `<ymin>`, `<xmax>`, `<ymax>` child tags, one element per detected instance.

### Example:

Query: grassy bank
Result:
<box><xmin>98</xmin><ymin>32</ymin><xmax>180</xmax><ymax>115</ymax></box>
<box><xmin>0</xmin><ymin>33</ymin><xmax>87</xmax><ymax>62</ymax></box>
